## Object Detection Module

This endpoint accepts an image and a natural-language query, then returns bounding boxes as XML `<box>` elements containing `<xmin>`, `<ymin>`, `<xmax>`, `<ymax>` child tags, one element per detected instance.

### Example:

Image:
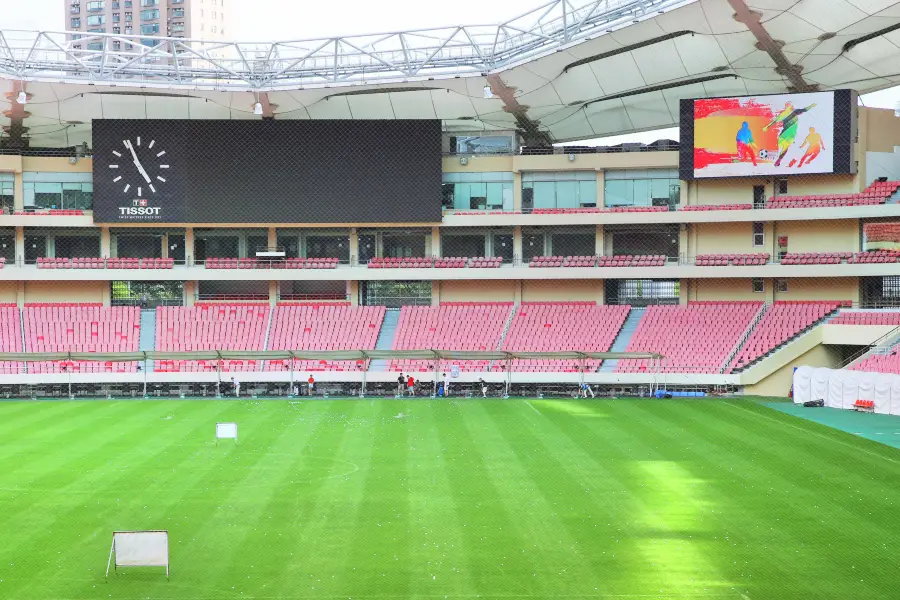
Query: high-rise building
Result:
<box><xmin>65</xmin><ymin>0</ymin><xmax>232</xmax><ymax>48</ymax></box>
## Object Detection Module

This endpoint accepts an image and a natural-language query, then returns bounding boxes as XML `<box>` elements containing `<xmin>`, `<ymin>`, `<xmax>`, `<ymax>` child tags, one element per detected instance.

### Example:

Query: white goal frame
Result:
<box><xmin>106</xmin><ymin>530</ymin><xmax>169</xmax><ymax>580</ymax></box>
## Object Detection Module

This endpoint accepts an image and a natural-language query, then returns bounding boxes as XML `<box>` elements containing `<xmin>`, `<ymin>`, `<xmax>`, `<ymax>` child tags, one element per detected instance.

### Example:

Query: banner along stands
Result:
<box><xmin>216</xmin><ymin>422</ymin><xmax>238</xmax><ymax>445</ymax></box>
<box><xmin>106</xmin><ymin>530</ymin><xmax>169</xmax><ymax>580</ymax></box>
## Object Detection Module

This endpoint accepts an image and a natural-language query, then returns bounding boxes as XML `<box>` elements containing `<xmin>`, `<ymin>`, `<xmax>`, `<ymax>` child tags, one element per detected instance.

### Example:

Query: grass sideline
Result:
<box><xmin>0</xmin><ymin>397</ymin><xmax>898</xmax><ymax>600</ymax></box>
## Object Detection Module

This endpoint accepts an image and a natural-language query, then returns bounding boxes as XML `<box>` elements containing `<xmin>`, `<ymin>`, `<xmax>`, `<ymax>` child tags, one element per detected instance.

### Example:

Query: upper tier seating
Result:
<box><xmin>530</xmin><ymin>206</ymin><xmax>668</xmax><ymax>214</ymax></box>
<box><xmin>434</xmin><ymin>257</ymin><xmax>467</xmax><ymax>268</ymax></box>
<box><xmin>727</xmin><ymin>301</ymin><xmax>845</xmax><ymax>372</ymax></box>
<box><xmin>500</xmin><ymin>302</ymin><xmax>630</xmax><ymax>372</ymax></box>
<box><xmin>530</xmin><ymin>255</ymin><xmax>597</xmax><ymax>267</ymax></box>
<box><xmin>14</xmin><ymin>209</ymin><xmax>85</xmax><ymax>216</ymax></box>
<box><xmin>0</xmin><ymin>304</ymin><xmax>22</xmax><ymax>373</ymax></box>
<box><xmin>695</xmin><ymin>253</ymin><xmax>769</xmax><ymax>266</ymax></box>
<box><xmin>615</xmin><ymin>302</ymin><xmax>763</xmax><ymax>374</ymax></box>
<box><xmin>848</xmin><ymin>250</ymin><xmax>900</xmax><ymax>264</ymax></box>
<box><xmin>36</xmin><ymin>257</ymin><xmax>175</xmax><ymax>269</ymax></box>
<box><xmin>681</xmin><ymin>204</ymin><xmax>752</xmax><ymax>211</ymax></box>
<box><xmin>155</xmin><ymin>304</ymin><xmax>270</xmax><ymax>372</ymax></box>
<box><xmin>780</xmin><ymin>252</ymin><xmax>852</xmax><ymax>265</ymax></box>
<box><xmin>597</xmin><ymin>255</ymin><xmax>666</xmax><ymax>267</ymax></box>
<box><xmin>205</xmin><ymin>257</ymin><xmax>339</xmax><ymax>269</ymax></box>
<box><xmin>468</xmin><ymin>257</ymin><xmax>503</xmax><ymax>268</ymax></box>
<box><xmin>389</xmin><ymin>302</ymin><xmax>514</xmax><ymax>373</ymax></box>
<box><xmin>368</xmin><ymin>257</ymin><xmax>434</xmax><ymax>268</ymax></box>
<box><xmin>23</xmin><ymin>304</ymin><xmax>140</xmax><ymax>373</ymax></box>
<box><xmin>765</xmin><ymin>180</ymin><xmax>900</xmax><ymax>209</ymax></box>
<box><xmin>266</xmin><ymin>304</ymin><xmax>385</xmax><ymax>372</ymax></box>
<box><xmin>831</xmin><ymin>311</ymin><xmax>900</xmax><ymax>325</ymax></box>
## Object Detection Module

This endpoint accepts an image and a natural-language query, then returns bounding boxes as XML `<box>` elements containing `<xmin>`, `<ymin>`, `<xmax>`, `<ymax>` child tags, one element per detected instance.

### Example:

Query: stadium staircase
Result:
<box><xmin>488</xmin><ymin>306</ymin><xmax>518</xmax><ymax>372</ymax></box>
<box><xmin>727</xmin><ymin>303</ymin><xmax>844</xmax><ymax>373</ymax></box>
<box><xmin>369</xmin><ymin>308</ymin><xmax>400</xmax><ymax>371</ymax></box>
<box><xmin>719</xmin><ymin>303</ymin><xmax>768</xmax><ymax>373</ymax></box>
<box><xmin>598</xmin><ymin>307</ymin><xmax>642</xmax><ymax>373</ymax></box>
<box><xmin>139</xmin><ymin>309</ymin><xmax>156</xmax><ymax>371</ymax></box>
<box><xmin>262</xmin><ymin>308</ymin><xmax>275</xmax><ymax>350</ymax></box>
<box><xmin>18</xmin><ymin>308</ymin><xmax>26</xmax><ymax>374</ymax></box>
<box><xmin>888</xmin><ymin>188</ymin><xmax>900</xmax><ymax>204</ymax></box>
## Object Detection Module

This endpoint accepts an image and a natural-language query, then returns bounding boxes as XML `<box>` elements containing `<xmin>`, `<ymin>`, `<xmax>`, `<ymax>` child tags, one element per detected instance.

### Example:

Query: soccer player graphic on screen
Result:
<box><xmin>735</xmin><ymin>122</ymin><xmax>758</xmax><ymax>166</ymax></box>
<box><xmin>762</xmin><ymin>101</ymin><xmax>817</xmax><ymax>167</ymax></box>
<box><xmin>797</xmin><ymin>127</ymin><xmax>824</xmax><ymax>168</ymax></box>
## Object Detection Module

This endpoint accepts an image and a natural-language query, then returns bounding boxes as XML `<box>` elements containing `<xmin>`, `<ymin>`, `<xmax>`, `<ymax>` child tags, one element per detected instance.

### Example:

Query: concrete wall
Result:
<box><xmin>689</xmin><ymin>278</ymin><xmax>770</xmax><ymax>302</ymax></box>
<box><xmin>774</xmin><ymin>277</ymin><xmax>858</xmax><ymax>303</ymax></box>
<box><xmin>437</xmin><ymin>280</ymin><xmax>518</xmax><ymax>303</ymax></box>
<box><xmin>775</xmin><ymin>219</ymin><xmax>859</xmax><ymax>254</ymax></box>
<box><xmin>692</xmin><ymin>222</ymin><xmax>773</xmax><ymax>256</ymax></box>
<box><xmin>0</xmin><ymin>281</ymin><xmax>18</xmax><ymax>303</ymax></box>
<box><xmin>744</xmin><ymin>344</ymin><xmax>844</xmax><ymax>398</ymax></box>
<box><xmin>684</xmin><ymin>179</ymin><xmax>761</xmax><ymax>207</ymax></box>
<box><xmin>24</xmin><ymin>281</ymin><xmax>106</xmax><ymax>304</ymax></box>
<box><xmin>521</xmin><ymin>280</ymin><xmax>603</xmax><ymax>303</ymax></box>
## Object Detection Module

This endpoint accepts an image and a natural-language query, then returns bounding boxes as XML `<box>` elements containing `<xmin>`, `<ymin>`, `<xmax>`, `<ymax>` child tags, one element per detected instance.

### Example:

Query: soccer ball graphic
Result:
<box><xmin>759</xmin><ymin>149</ymin><xmax>770</xmax><ymax>159</ymax></box>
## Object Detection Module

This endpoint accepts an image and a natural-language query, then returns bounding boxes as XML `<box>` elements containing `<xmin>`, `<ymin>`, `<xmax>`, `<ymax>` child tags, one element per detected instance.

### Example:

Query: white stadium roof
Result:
<box><xmin>1</xmin><ymin>0</ymin><xmax>900</xmax><ymax>147</ymax></box>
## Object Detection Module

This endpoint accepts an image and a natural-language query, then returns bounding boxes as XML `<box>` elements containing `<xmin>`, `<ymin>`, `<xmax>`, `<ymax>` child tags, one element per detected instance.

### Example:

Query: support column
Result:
<box><xmin>267</xmin><ymin>227</ymin><xmax>277</xmax><ymax>249</ymax></box>
<box><xmin>596</xmin><ymin>170</ymin><xmax>605</xmax><ymax>208</ymax></box>
<box><xmin>185</xmin><ymin>227</ymin><xmax>194</xmax><ymax>265</ymax></box>
<box><xmin>184</xmin><ymin>281</ymin><xmax>196</xmax><ymax>307</ymax></box>
<box><xmin>14</xmin><ymin>226</ymin><xmax>24</xmax><ymax>266</ymax></box>
<box><xmin>431</xmin><ymin>226</ymin><xmax>441</xmax><ymax>258</ymax></box>
<box><xmin>100</xmin><ymin>226</ymin><xmax>111</xmax><ymax>258</ymax></box>
<box><xmin>679</xmin><ymin>223</ymin><xmax>689</xmax><ymax>263</ymax></box>
<box><xmin>347</xmin><ymin>280</ymin><xmax>359</xmax><ymax>305</ymax></box>
<box><xmin>13</xmin><ymin>172</ymin><xmax>23</xmax><ymax>211</ymax></box>
<box><xmin>16</xmin><ymin>281</ymin><xmax>25</xmax><ymax>308</ymax></box>
<box><xmin>101</xmin><ymin>282</ymin><xmax>111</xmax><ymax>307</ymax></box>
<box><xmin>595</xmin><ymin>224</ymin><xmax>604</xmax><ymax>255</ymax></box>
<box><xmin>431</xmin><ymin>281</ymin><xmax>440</xmax><ymax>306</ymax></box>
<box><xmin>513</xmin><ymin>280</ymin><xmax>522</xmax><ymax>304</ymax></box>
<box><xmin>680</xmin><ymin>179</ymin><xmax>689</xmax><ymax>207</ymax></box>
<box><xmin>513</xmin><ymin>172</ymin><xmax>523</xmax><ymax>211</ymax></box>
<box><xmin>268</xmin><ymin>280</ymin><xmax>278</xmax><ymax>307</ymax></box>
<box><xmin>348</xmin><ymin>227</ymin><xmax>359</xmax><ymax>265</ymax></box>
<box><xmin>161</xmin><ymin>234</ymin><xmax>167</xmax><ymax>259</ymax></box>
<box><xmin>513</xmin><ymin>226</ymin><xmax>523</xmax><ymax>263</ymax></box>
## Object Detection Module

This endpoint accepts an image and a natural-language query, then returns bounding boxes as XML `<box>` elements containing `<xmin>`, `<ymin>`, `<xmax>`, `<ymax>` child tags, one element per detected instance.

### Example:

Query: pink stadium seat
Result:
<box><xmin>764</xmin><ymin>180</ymin><xmax>900</xmax><ymax>209</ymax></box>
<box><xmin>831</xmin><ymin>311</ymin><xmax>900</xmax><ymax>325</ymax></box>
<box><xmin>727</xmin><ymin>301</ymin><xmax>845</xmax><ymax>372</ymax></box>
<box><xmin>500</xmin><ymin>302</ymin><xmax>630</xmax><ymax>372</ymax></box>
<box><xmin>615</xmin><ymin>302</ymin><xmax>763</xmax><ymax>374</ymax></box>
<box><xmin>23</xmin><ymin>304</ymin><xmax>140</xmax><ymax>373</ymax></box>
<box><xmin>389</xmin><ymin>302</ymin><xmax>514</xmax><ymax>373</ymax></box>
<box><xmin>681</xmin><ymin>204</ymin><xmax>752</xmax><ymax>211</ymax></box>
<box><xmin>154</xmin><ymin>303</ymin><xmax>270</xmax><ymax>372</ymax></box>
<box><xmin>0</xmin><ymin>304</ymin><xmax>22</xmax><ymax>373</ymax></box>
<box><xmin>695</xmin><ymin>253</ymin><xmax>769</xmax><ymax>266</ymax></box>
<box><xmin>267</xmin><ymin>303</ymin><xmax>385</xmax><ymax>371</ymax></box>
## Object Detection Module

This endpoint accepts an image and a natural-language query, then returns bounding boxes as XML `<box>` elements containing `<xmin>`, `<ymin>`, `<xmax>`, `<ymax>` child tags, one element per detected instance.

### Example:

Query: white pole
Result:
<box><xmin>289</xmin><ymin>353</ymin><xmax>294</xmax><ymax>396</ymax></box>
<box><xmin>105</xmin><ymin>538</ymin><xmax>115</xmax><ymax>581</ymax></box>
<box><xmin>361</xmin><ymin>351</ymin><xmax>367</xmax><ymax>397</ymax></box>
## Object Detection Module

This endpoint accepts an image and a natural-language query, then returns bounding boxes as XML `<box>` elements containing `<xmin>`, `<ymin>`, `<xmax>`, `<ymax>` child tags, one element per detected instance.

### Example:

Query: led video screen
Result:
<box><xmin>679</xmin><ymin>90</ymin><xmax>856</xmax><ymax>180</ymax></box>
<box><xmin>92</xmin><ymin>119</ymin><xmax>443</xmax><ymax>223</ymax></box>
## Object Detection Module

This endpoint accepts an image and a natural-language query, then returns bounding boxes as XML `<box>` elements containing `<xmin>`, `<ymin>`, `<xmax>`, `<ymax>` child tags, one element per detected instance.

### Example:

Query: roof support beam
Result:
<box><xmin>486</xmin><ymin>73</ymin><xmax>553</xmax><ymax>147</ymax></box>
<box><xmin>728</xmin><ymin>0</ymin><xmax>816</xmax><ymax>92</ymax></box>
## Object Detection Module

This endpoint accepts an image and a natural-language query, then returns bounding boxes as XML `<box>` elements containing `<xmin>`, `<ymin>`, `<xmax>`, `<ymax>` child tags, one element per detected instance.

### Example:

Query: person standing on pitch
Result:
<box><xmin>479</xmin><ymin>378</ymin><xmax>488</xmax><ymax>398</ymax></box>
<box><xmin>307</xmin><ymin>374</ymin><xmax>315</xmax><ymax>396</ymax></box>
<box><xmin>396</xmin><ymin>372</ymin><xmax>405</xmax><ymax>397</ymax></box>
<box><xmin>407</xmin><ymin>374</ymin><xmax>415</xmax><ymax>396</ymax></box>
<box><xmin>442</xmin><ymin>372</ymin><xmax>450</xmax><ymax>398</ymax></box>
<box><xmin>580</xmin><ymin>382</ymin><xmax>595</xmax><ymax>398</ymax></box>
<box><xmin>232</xmin><ymin>377</ymin><xmax>240</xmax><ymax>397</ymax></box>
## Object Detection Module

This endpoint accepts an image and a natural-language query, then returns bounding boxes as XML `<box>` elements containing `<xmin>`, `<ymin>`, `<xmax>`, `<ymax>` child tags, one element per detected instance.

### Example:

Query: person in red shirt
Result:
<box><xmin>407</xmin><ymin>375</ymin><xmax>415</xmax><ymax>396</ymax></box>
<box><xmin>307</xmin><ymin>374</ymin><xmax>315</xmax><ymax>396</ymax></box>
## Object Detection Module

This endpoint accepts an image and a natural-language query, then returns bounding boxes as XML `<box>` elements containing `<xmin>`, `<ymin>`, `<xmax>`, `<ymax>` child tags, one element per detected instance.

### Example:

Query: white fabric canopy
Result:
<box><xmin>792</xmin><ymin>367</ymin><xmax>900</xmax><ymax>415</ymax></box>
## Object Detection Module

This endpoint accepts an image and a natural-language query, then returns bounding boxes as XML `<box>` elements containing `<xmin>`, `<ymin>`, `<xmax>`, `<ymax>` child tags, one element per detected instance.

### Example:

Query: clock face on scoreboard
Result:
<box><xmin>107</xmin><ymin>136</ymin><xmax>170</xmax><ymax>197</ymax></box>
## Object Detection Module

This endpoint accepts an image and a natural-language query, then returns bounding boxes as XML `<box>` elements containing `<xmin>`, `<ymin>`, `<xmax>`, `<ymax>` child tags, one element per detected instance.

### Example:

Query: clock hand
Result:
<box><xmin>125</xmin><ymin>140</ymin><xmax>152</xmax><ymax>184</ymax></box>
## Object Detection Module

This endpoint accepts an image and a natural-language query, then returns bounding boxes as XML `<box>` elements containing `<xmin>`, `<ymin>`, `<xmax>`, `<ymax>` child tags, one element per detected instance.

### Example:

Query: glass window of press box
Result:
<box><xmin>442</xmin><ymin>172</ymin><xmax>514</xmax><ymax>211</ymax></box>
<box><xmin>604</xmin><ymin>169</ymin><xmax>680</xmax><ymax>210</ymax></box>
<box><xmin>23</xmin><ymin>173</ymin><xmax>93</xmax><ymax>210</ymax></box>
<box><xmin>522</xmin><ymin>171</ymin><xmax>597</xmax><ymax>211</ymax></box>
<box><xmin>0</xmin><ymin>174</ymin><xmax>13</xmax><ymax>213</ymax></box>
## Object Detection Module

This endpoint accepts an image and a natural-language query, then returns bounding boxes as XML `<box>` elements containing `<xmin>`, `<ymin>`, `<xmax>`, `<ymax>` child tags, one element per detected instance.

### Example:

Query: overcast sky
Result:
<box><xmin>3</xmin><ymin>0</ymin><xmax>899</xmax><ymax>145</ymax></box>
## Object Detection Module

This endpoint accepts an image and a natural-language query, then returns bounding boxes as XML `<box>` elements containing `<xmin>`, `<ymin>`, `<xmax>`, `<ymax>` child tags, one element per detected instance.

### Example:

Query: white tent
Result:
<box><xmin>792</xmin><ymin>367</ymin><xmax>900</xmax><ymax>415</ymax></box>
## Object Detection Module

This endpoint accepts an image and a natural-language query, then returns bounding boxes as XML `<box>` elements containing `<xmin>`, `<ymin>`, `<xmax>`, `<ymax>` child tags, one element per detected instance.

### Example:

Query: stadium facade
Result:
<box><xmin>1</xmin><ymin>0</ymin><xmax>900</xmax><ymax>397</ymax></box>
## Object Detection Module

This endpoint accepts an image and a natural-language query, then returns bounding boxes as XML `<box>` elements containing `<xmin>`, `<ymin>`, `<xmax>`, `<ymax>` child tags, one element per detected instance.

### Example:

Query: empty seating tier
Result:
<box><xmin>368</xmin><ymin>257</ymin><xmax>434</xmax><ymax>268</ymax></box>
<box><xmin>0</xmin><ymin>304</ymin><xmax>22</xmax><ymax>373</ymax></box>
<box><xmin>23</xmin><ymin>304</ymin><xmax>140</xmax><ymax>373</ymax></box>
<box><xmin>205</xmin><ymin>257</ymin><xmax>339</xmax><ymax>269</ymax></box>
<box><xmin>267</xmin><ymin>304</ymin><xmax>385</xmax><ymax>372</ymax></box>
<box><xmin>780</xmin><ymin>252</ymin><xmax>852</xmax><ymax>265</ymax></box>
<box><xmin>765</xmin><ymin>180</ymin><xmax>900</xmax><ymax>209</ymax></box>
<box><xmin>155</xmin><ymin>304</ymin><xmax>270</xmax><ymax>372</ymax></box>
<box><xmin>389</xmin><ymin>303</ymin><xmax>514</xmax><ymax>373</ymax></box>
<box><xmin>597</xmin><ymin>255</ymin><xmax>666</xmax><ymax>267</ymax></box>
<box><xmin>695</xmin><ymin>253</ymin><xmax>769</xmax><ymax>266</ymax></box>
<box><xmin>849</xmin><ymin>347</ymin><xmax>900</xmax><ymax>374</ymax></box>
<box><xmin>36</xmin><ymin>257</ymin><xmax>175</xmax><ymax>269</ymax></box>
<box><xmin>728</xmin><ymin>301</ymin><xmax>845</xmax><ymax>372</ymax></box>
<box><xmin>848</xmin><ymin>250</ymin><xmax>900</xmax><ymax>264</ymax></box>
<box><xmin>830</xmin><ymin>311</ymin><xmax>900</xmax><ymax>325</ymax></box>
<box><xmin>681</xmin><ymin>204</ymin><xmax>751</xmax><ymax>211</ymax></box>
<box><xmin>615</xmin><ymin>302</ymin><xmax>763</xmax><ymax>374</ymax></box>
<box><xmin>500</xmin><ymin>302</ymin><xmax>630</xmax><ymax>372</ymax></box>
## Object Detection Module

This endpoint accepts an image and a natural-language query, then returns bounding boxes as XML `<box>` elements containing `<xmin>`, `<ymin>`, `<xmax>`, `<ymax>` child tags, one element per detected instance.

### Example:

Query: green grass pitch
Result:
<box><xmin>1</xmin><ymin>397</ymin><xmax>899</xmax><ymax>600</ymax></box>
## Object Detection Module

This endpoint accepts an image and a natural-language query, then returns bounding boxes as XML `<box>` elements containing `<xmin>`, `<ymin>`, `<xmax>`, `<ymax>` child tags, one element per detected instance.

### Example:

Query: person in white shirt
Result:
<box><xmin>580</xmin><ymin>382</ymin><xmax>595</xmax><ymax>398</ymax></box>
<box><xmin>479</xmin><ymin>378</ymin><xmax>488</xmax><ymax>398</ymax></box>
<box><xmin>232</xmin><ymin>377</ymin><xmax>240</xmax><ymax>397</ymax></box>
<box><xmin>442</xmin><ymin>372</ymin><xmax>450</xmax><ymax>397</ymax></box>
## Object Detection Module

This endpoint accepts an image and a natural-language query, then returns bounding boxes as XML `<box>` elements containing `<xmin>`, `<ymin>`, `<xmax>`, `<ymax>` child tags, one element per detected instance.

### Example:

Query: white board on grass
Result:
<box><xmin>106</xmin><ymin>530</ymin><xmax>169</xmax><ymax>580</ymax></box>
<box><xmin>216</xmin><ymin>422</ymin><xmax>238</xmax><ymax>442</ymax></box>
